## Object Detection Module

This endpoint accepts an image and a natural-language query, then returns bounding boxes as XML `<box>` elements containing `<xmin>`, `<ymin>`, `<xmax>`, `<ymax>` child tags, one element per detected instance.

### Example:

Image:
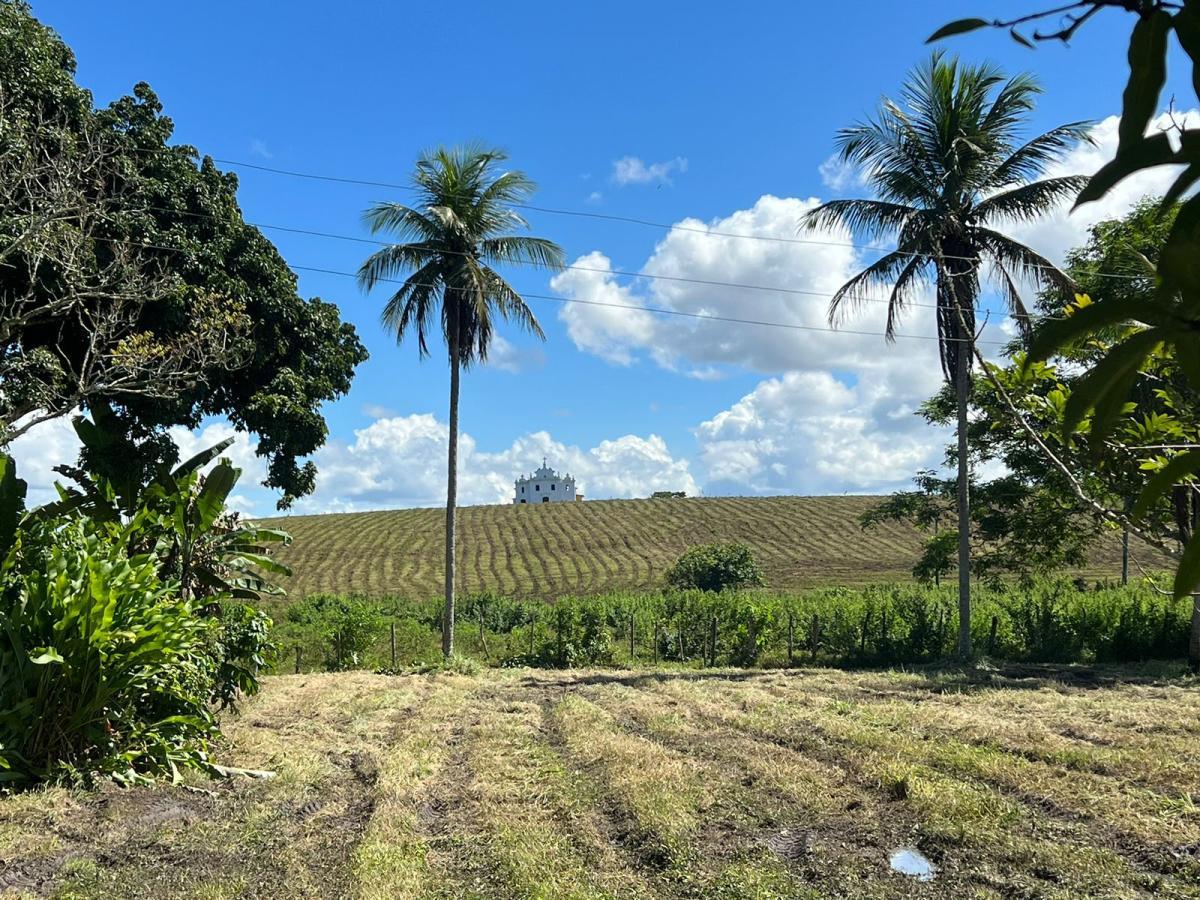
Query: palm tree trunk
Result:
<box><xmin>955</xmin><ymin>346</ymin><xmax>972</xmax><ymax>660</ymax></box>
<box><xmin>443</xmin><ymin>332</ymin><xmax>461</xmax><ymax>659</ymax></box>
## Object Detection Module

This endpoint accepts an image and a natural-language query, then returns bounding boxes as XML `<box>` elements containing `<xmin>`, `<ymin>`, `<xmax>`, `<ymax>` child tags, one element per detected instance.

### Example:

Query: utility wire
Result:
<box><xmin>137</xmin><ymin>203</ymin><xmax>1027</xmax><ymax>319</ymax></box>
<box><xmin>100</xmin><ymin>234</ymin><xmax>1007</xmax><ymax>345</ymax></box>
<box><xmin>198</xmin><ymin>154</ymin><xmax>1146</xmax><ymax>282</ymax></box>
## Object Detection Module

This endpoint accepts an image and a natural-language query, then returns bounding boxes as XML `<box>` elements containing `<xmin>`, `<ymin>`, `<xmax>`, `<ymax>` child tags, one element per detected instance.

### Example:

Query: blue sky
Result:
<box><xmin>13</xmin><ymin>2</ymin><xmax>1197</xmax><ymax>512</ymax></box>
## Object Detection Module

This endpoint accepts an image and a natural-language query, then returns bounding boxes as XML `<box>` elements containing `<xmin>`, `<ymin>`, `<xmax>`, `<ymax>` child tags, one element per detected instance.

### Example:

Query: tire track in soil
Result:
<box><xmin>667</xmin><ymin>679</ymin><xmax>1189</xmax><ymax>894</ymax></box>
<box><xmin>577</xmin><ymin>680</ymin><xmax>967</xmax><ymax>898</ymax></box>
<box><xmin>526</xmin><ymin>680</ymin><xmax>684</xmax><ymax>894</ymax></box>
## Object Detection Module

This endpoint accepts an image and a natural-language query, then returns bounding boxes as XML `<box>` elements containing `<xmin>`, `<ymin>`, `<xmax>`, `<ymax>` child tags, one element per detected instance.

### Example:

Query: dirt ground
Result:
<box><xmin>1</xmin><ymin>663</ymin><xmax>1198</xmax><ymax>899</ymax></box>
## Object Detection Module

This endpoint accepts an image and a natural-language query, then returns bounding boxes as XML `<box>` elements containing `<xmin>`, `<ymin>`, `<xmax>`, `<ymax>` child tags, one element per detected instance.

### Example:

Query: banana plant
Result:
<box><xmin>42</xmin><ymin>404</ymin><xmax>291</xmax><ymax>602</ymax></box>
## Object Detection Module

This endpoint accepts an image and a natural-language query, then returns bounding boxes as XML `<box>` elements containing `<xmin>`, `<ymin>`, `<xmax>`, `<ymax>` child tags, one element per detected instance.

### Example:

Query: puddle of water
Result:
<box><xmin>889</xmin><ymin>847</ymin><xmax>936</xmax><ymax>881</ymax></box>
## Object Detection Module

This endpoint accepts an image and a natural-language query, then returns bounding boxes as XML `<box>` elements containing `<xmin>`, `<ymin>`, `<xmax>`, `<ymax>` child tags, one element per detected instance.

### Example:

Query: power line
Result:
<box><xmin>204</xmin><ymin>155</ymin><xmax>1144</xmax><ymax>281</ymax></box>
<box><xmin>135</xmin><ymin>202</ymin><xmax>1034</xmax><ymax>320</ymax></box>
<box><xmin>99</xmin><ymin>234</ymin><xmax>1007</xmax><ymax>345</ymax></box>
<box><xmin>287</xmin><ymin>262</ymin><xmax>1009</xmax><ymax>346</ymax></box>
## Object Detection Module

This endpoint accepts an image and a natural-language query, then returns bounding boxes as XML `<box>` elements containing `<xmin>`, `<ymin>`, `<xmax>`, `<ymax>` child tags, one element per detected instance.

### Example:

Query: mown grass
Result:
<box><xmin>260</xmin><ymin>496</ymin><xmax>1143</xmax><ymax>601</ymax></box>
<box><xmin>1</xmin><ymin>663</ymin><xmax>1197</xmax><ymax>898</ymax></box>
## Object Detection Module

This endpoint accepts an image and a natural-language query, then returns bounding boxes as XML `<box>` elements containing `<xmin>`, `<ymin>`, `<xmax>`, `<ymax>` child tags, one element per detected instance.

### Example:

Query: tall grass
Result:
<box><xmin>266</xmin><ymin>577</ymin><xmax>1190</xmax><ymax>673</ymax></box>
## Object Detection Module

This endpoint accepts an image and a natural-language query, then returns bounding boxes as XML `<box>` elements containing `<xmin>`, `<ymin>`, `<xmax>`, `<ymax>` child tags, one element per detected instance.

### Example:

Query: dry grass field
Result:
<box><xmin>261</xmin><ymin>496</ymin><xmax>1136</xmax><ymax>601</ymax></box>
<box><xmin>3</xmin><ymin>664</ymin><xmax>1198</xmax><ymax>898</ymax></box>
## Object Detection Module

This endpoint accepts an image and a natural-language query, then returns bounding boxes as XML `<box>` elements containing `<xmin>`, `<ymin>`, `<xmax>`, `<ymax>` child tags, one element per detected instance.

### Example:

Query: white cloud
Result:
<box><xmin>249</xmin><ymin>138</ymin><xmax>273</xmax><ymax>160</ymax></box>
<box><xmin>611</xmin><ymin>155</ymin><xmax>688</xmax><ymax>186</ymax></box>
<box><xmin>696</xmin><ymin>370</ymin><xmax>947</xmax><ymax>496</ymax></box>
<box><xmin>586</xmin><ymin>190</ymin><xmax>604</xmax><ymax>204</ymax></box>
<box><xmin>6</xmin><ymin>415</ymin><xmax>82</xmax><ymax>507</ymax></box>
<box><xmin>1007</xmin><ymin>109</ymin><xmax>1200</xmax><ymax>266</ymax></box>
<box><xmin>6</xmin><ymin>414</ymin><xmax>265</xmax><ymax>511</ymax></box>
<box><xmin>818</xmin><ymin>153</ymin><xmax>866</xmax><ymax>192</ymax></box>
<box><xmin>292</xmin><ymin>414</ymin><xmax>697</xmax><ymax>512</ymax></box>
<box><xmin>549</xmin><ymin>193</ymin><xmax>1017</xmax><ymax>497</ymax></box>
<box><xmin>484</xmin><ymin>334</ymin><xmax>546</xmax><ymax>374</ymax></box>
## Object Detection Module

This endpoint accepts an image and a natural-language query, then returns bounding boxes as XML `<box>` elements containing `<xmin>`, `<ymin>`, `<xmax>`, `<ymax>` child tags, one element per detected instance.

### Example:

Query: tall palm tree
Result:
<box><xmin>358</xmin><ymin>145</ymin><xmax>564</xmax><ymax>658</ymax></box>
<box><xmin>803</xmin><ymin>53</ymin><xmax>1090</xmax><ymax>658</ymax></box>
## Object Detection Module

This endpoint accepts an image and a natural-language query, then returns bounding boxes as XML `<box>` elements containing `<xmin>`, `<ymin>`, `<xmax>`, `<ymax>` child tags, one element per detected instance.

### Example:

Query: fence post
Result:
<box><xmin>294</xmin><ymin>645</ymin><xmax>302</xmax><ymax>674</ymax></box>
<box><xmin>987</xmin><ymin>615</ymin><xmax>999</xmax><ymax>657</ymax></box>
<box><xmin>653</xmin><ymin>621</ymin><xmax>659</xmax><ymax>665</ymax></box>
<box><xmin>810</xmin><ymin>613</ymin><xmax>819</xmax><ymax>661</ymax></box>
<box><xmin>390</xmin><ymin>622</ymin><xmax>397</xmax><ymax>670</ymax></box>
<box><xmin>629</xmin><ymin>615</ymin><xmax>636</xmax><ymax>664</ymax></box>
<box><xmin>479</xmin><ymin>605</ymin><xmax>490</xmax><ymax>660</ymax></box>
<box><xmin>335</xmin><ymin>632</ymin><xmax>342</xmax><ymax>670</ymax></box>
<box><xmin>787</xmin><ymin>613</ymin><xmax>795</xmax><ymax>667</ymax></box>
<box><xmin>860</xmin><ymin>611</ymin><xmax>870</xmax><ymax>656</ymax></box>
<box><xmin>709</xmin><ymin>616</ymin><xmax>718</xmax><ymax>667</ymax></box>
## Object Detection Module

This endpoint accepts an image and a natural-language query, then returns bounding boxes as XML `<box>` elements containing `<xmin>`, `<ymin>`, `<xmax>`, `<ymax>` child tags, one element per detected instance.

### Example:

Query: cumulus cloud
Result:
<box><xmin>551</xmin><ymin>194</ymin><xmax>944</xmax><ymax>377</ymax></box>
<box><xmin>291</xmin><ymin>414</ymin><xmax>697</xmax><ymax>512</ymax></box>
<box><xmin>484</xmin><ymin>334</ymin><xmax>546</xmax><ymax>374</ymax></box>
<box><xmin>549</xmin><ymin>193</ymin><xmax>1020</xmax><ymax>496</ymax></box>
<box><xmin>1006</xmin><ymin>109</ymin><xmax>1199</xmax><ymax>266</ymax></box>
<box><xmin>696</xmin><ymin>370</ymin><xmax>947</xmax><ymax>496</ymax></box>
<box><xmin>611</xmin><ymin>155</ymin><xmax>688</xmax><ymax>186</ymax></box>
<box><xmin>818</xmin><ymin>153</ymin><xmax>866</xmax><ymax>192</ymax></box>
<box><xmin>6</xmin><ymin>415</ymin><xmax>83</xmax><ymax>506</ymax></box>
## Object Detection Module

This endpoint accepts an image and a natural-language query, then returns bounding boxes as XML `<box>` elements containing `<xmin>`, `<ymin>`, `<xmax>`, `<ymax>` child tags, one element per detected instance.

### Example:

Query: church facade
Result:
<box><xmin>514</xmin><ymin>459</ymin><xmax>580</xmax><ymax>504</ymax></box>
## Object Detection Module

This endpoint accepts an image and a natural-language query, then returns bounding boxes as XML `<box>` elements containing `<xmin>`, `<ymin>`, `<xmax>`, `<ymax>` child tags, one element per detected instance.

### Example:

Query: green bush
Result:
<box><xmin>0</xmin><ymin>519</ymin><xmax>216</xmax><ymax>785</ymax></box>
<box><xmin>285</xmin><ymin>594</ymin><xmax>385</xmax><ymax>671</ymax></box>
<box><xmin>664</xmin><ymin>542</ymin><xmax>765</xmax><ymax>593</ymax></box>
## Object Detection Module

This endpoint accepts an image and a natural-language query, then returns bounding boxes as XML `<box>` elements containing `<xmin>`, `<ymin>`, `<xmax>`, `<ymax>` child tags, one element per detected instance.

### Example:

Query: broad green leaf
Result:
<box><xmin>1009</xmin><ymin>28</ymin><xmax>1034</xmax><ymax>49</ymax></box>
<box><xmin>1076</xmin><ymin>131</ymin><xmax>1178</xmax><ymax>207</ymax></box>
<box><xmin>1119</xmin><ymin>10</ymin><xmax>1171</xmax><ymax>148</ymax></box>
<box><xmin>1173</xmin><ymin>530</ymin><xmax>1200</xmax><ymax>599</ymax></box>
<box><xmin>196</xmin><ymin>462</ymin><xmax>239</xmax><ymax>530</ymax></box>
<box><xmin>172</xmin><ymin>437</ymin><xmax>236</xmax><ymax>479</ymax></box>
<box><xmin>1176</xmin><ymin>334</ymin><xmax>1200</xmax><ymax>386</ymax></box>
<box><xmin>1173</xmin><ymin>2</ymin><xmax>1200</xmax><ymax>100</ymax></box>
<box><xmin>0</xmin><ymin>455</ymin><xmax>27</xmax><ymax>556</ymax></box>
<box><xmin>1063</xmin><ymin>328</ymin><xmax>1163</xmax><ymax>442</ymax></box>
<box><xmin>926</xmin><ymin>18</ymin><xmax>990</xmax><ymax>42</ymax></box>
<box><xmin>1159</xmin><ymin>197</ymin><xmax>1200</xmax><ymax>307</ymax></box>
<box><xmin>1027</xmin><ymin>294</ymin><xmax>1168</xmax><ymax>363</ymax></box>
<box><xmin>29</xmin><ymin>648</ymin><xmax>63</xmax><ymax>665</ymax></box>
<box><xmin>1132</xmin><ymin>450</ymin><xmax>1200</xmax><ymax>519</ymax></box>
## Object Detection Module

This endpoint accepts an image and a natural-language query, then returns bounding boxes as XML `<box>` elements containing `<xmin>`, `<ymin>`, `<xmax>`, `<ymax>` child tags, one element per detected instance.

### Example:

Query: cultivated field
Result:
<box><xmin>261</xmin><ymin>496</ymin><xmax>1136</xmax><ymax>600</ymax></box>
<box><xmin>3</xmin><ymin>664</ymin><xmax>1198</xmax><ymax>898</ymax></box>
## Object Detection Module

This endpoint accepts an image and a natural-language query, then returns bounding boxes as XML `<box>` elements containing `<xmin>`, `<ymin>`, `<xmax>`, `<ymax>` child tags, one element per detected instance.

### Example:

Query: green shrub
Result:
<box><xmin>285</xmin><ymin>594</ymin><xmax>385</xmax><ymax>671</ymax></box>
<box><xmin>0</xmin><ymin>519</ymin><xmax>215</xmax><ymax>786</ymax></box>
<box><xmin>664</xmin><ymin>542</ymin><xmax>765</xmax><ymax>593</ymax></box>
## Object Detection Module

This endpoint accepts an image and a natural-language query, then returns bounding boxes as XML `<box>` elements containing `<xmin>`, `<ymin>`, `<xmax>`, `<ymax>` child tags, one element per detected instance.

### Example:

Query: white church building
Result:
<box><xmin>514</xmin><ymin>459</ymin><xmax>581</xmax><ymax>504</ymax></box>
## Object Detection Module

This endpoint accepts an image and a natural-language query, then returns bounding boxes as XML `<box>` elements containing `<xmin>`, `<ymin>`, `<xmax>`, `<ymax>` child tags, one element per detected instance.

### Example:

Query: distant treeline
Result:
<box><xmin>266</xmin><ymin>579</ymin><xmax>1191</xmax><ymax>674</ymax></box>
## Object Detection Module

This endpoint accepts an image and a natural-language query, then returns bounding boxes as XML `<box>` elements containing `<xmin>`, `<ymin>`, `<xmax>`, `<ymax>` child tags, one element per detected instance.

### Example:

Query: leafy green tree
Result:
<box><xmin>357</xmin><ymin>146</ymin><xmax>564</xmax><ymax>658</ymax></box>
<box><xmin>0</xmin><ymin>1</ymin><xmax>367</xmax><ymax>505</ymax></box>
<box><xmin>802</xmin><ymin>52</ymin><xmax>1089</xmax><ymax>657</ymax></box>
<box><xmin>929</xmin><ymin>1</ymin><xmax>1200</xmax><ymax>672</ymax></box>
<box><xmin>665</xmin><ymin>542</ymin><xmax>765</xmax><ymax>593</ymax></box>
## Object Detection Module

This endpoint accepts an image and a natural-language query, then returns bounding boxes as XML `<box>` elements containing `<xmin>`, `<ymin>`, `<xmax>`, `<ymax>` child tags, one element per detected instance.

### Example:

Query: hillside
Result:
<box><xmin>260</xmin><ymin>495</ymin><xmax>1135</xmax><ymax>601</ymax></box>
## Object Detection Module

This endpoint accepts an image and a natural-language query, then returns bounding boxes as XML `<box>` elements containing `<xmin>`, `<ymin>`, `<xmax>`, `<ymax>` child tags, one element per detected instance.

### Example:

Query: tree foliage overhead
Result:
<box><xmin>0</xmin><ymin>0</ymin><xmax>367</xmax><ymax>506</ymax></box>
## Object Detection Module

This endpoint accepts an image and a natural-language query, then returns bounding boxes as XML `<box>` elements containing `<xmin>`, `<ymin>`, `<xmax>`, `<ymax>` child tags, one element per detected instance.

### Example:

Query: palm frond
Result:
<box><xmin>972</xmin><ymin>175</ymin><xmax>1090</xmax><ymax>226</ymax></box>
<box><xmin>801</xmin><ymin>198</ymin><xmax>916</xmax><ymax>241</ymax></box>
<box><xmin>480</xmin><ymin>236</ymin><xmax>566</xmax><ymax>270</ymax></box>
<box><xmin>975</xmin><ymin>227</ymin><xmax>1075</xmax><ymax>295</ymax></box>
<box><xmin>985</xmin><ymin>122</ymin><xmax>1095</xmax><ymax>187</ymax></box>
<box><xmin>828</xmin><ymin>249</ymin><xmax>930</xmax><ymax>325</ymax></box>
